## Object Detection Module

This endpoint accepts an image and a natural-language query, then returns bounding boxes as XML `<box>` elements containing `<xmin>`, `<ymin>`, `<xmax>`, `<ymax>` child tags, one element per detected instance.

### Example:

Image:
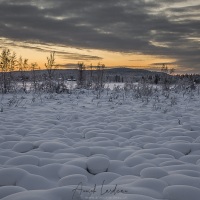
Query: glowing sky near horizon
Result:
<box><xmin>0</xmin><ymin>0</ymin><xmax>199</xmax><ymax>73</ymax></box>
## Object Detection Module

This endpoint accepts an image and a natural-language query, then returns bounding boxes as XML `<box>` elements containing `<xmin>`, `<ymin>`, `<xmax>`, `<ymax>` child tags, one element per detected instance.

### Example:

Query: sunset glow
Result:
<box><xmin>0</xmin><ymin>0</ymin><xmax>199</xmax><ymax>74</ymax></box>
<box><xmin>0</xmin><ymin>37</ymin><xmax>178</xmax><ymax>72</ymax></box>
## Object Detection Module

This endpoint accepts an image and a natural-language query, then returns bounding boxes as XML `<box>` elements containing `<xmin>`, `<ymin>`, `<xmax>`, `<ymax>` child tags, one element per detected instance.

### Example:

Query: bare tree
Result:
<box><xmin>90</xmin><ymin>64</ymin><xmax>93</xmax><ymax>81</ymax></box>
<box><xmin>169</xmin><ymin>68</ymin><xmax>175</xmax><ymax>75</ymax></box>
<box><xmin>30</xmin><ymin>62</ymin><xmax>40</xmax><ymax>91</ymax></box>
<box><xmin>160</xmin><ymin>64</ymin><xmax>176</xmax><ymax>90</ymax></box>
<box><xmin>161</xmin><ymin>64</ymin><xmax>168</xmax><ymax>74</ymax></box>
<box><xmin>45</xmin><ymin>52</ymin><xmax>56</xmax><ymax>80</ymax></box>
<box><xmin>96</xmin><ymin>62</ymin><xmax>105</xmax><ymax>88</ymax></box>
<box><xmin>77</xmin><ymin>62</ymin><xmax>85</xmax><ymax>87</ymax></box>
<box><xmin>0</xmin><ymin>49</ymin><xmax>17</xmax><ymax>93</ymax></box>
<box><xmin>45</xmin><ymin>52</ymin><xmax>57</xmax><ymax>92</ymax></box>
<box><xmin>161</xmin><ymin>64</ymin><xmax>175</xmax><ymax>75</ymax></box>
<box><xmin>18</xmin><ymin>56</ymin><xmax>29</xmax><ymax>92</ymax></box>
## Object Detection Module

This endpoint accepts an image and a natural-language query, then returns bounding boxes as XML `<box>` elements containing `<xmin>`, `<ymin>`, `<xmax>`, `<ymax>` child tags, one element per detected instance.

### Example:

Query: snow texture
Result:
<box><xmin>1</xmin><ymin>85</ymin><xmax>200</xmax><ymax>200</ymax></box>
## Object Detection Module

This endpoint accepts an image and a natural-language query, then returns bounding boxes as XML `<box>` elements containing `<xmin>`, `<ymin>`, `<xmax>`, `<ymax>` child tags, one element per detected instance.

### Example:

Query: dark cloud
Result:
<box><xmin>56</xmin><ymin>63</ymin><xmax>78</xmax><ymax>69</ymax></box>
<box><xmin>0</xmin><ymin>0</ymin><xmax>199</xmax><ymax>72</ymax></box>
<box><xmin>58</xmin><ymin>52</ymin><xmax>102</xmax><ymax>61</ymax></box>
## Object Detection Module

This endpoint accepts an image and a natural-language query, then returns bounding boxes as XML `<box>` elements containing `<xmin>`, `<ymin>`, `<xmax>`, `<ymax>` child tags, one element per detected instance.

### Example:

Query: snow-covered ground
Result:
<box><xmin>1</xmin><ymin>85</ymin><xmax>200</xmax><ymax>200</ymax></box>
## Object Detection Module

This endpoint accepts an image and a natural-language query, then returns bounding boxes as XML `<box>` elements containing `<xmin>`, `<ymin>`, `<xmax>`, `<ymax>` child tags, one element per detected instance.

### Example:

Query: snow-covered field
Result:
<box><xmin>1</xmin><ymin>85</ymin><xmax>200</xmax><ymax>200</ymax></box>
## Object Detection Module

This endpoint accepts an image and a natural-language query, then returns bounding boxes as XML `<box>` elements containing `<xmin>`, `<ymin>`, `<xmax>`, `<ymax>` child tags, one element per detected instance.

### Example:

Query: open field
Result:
<box><xmin>1</xmin><ymin>83</ymin><xmax>200</xmax><ymax>200</ymax></box>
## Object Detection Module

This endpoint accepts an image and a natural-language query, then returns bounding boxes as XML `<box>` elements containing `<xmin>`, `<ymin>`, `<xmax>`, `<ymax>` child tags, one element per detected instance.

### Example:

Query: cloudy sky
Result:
<box><xmin>0</xmin><ymin>0</ymin><xmax>199</xmax><ymax>73</ymax></box>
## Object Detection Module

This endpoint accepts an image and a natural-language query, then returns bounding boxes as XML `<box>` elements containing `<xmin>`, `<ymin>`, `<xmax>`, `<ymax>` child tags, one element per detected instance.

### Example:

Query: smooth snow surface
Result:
<box><xmin>1</xmin><ymin>87</ymin><xmax>200</xmax><ymax>200</ymax></box>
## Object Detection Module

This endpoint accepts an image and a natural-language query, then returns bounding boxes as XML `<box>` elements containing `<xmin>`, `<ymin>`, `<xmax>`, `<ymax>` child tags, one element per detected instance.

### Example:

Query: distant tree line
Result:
<box><xmin>0</xmin><ymin>48</ymin><xmax>199</xmax><ymax>94</ymax></box>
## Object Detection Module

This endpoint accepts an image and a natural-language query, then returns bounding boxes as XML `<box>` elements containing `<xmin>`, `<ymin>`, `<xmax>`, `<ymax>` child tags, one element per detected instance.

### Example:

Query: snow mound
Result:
<box><xmin>58</xmin><ymin>165</ymin><xmax>88</xmax><ymax>178</ymax></box>
<box><xmin>0</xmin><ymin>168</ymin><xmax>27</xmax><ymax>186</ymax></box>
<box><xmin>39</xmin><ymin>142</ymin><xmax>68</xmax><ymax>152</ymax></box>
<box><xmin>90</xmin><ymin>172</ymin><xmax>120</xmax><ymax>185</ymax></box>
<box><xmin>1</xmin><ymin>187</ymin><xmax>81</xmax><ymax>200</ymax></box>
<box><xmin>164</xmin><ymin>185</ymin><xmax>200</xmax><ymax>200</ymax></box>
<box><xmin>86</xmin><ymin>156</ymin><xmax>110</xmax><ymax>175</ymax></box>
<box><xmin>5</xmin><ymin>155</ymin><xmax>40</xmax><ymax>166</ymax></box>
<box><xmin>12</xmin><ymin>142</ymin><xmax>34</xmax><ymax>153</ymax></box>
<box><xmin>58</xmin><ymin>174</ymin><xmax>88</xmax><ymax>186</ymax></box>
<box><xmin>0</xmin><ymin>186</ymin><xmax>26</xmax><ymax>199</ymax></box>
<box><xmin>140</xmin><ymin>167</ymin><xmax>168</xmax><ymax>178</ymax></box>
<box><xmin>161</xmin><ymin>174</ymin><xmax>200</xmax><ymax>188</ymax></box>
<box><xmin>2</xmin><ymin>86</ymin><xmax>200</xmax><ymax>200</ymax></box>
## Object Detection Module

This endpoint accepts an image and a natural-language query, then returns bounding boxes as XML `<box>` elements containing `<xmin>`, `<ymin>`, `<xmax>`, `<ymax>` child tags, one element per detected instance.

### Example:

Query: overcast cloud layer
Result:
<box><xmin>0</xmin><ymin>0</ymin><xmax>199</xmax><ymax>72</ymax></box>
